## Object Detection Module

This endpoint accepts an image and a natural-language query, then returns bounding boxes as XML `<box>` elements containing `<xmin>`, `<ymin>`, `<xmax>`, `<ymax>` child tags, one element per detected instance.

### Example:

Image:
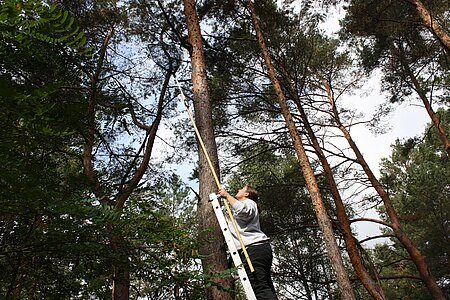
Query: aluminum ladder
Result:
<box><xmin>209</xmin><ymin>193</ymin><xmax>257</xmax><ymax>300</ymax></box>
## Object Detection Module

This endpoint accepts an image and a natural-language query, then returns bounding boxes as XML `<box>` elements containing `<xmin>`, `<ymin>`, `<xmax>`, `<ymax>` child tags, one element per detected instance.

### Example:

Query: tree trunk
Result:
<box><xmin>302</xmin><ymin>105</ymin><xmax>387</xmax><ymax>299</ymax></box>
<box><xmin>247</xmin><ymin>1</ymin><xmax>356</xmax><ymax>299</ymax></box>
<box><xmin>403</xmin><ymin>0</ymin><xmax>450</xmax><ymax>58</ymax></box>
<box><xmin>394</xmin><ymin>46</ymin><xmax>450</xmax><ymax>157</ymax></box>
<box><xmin>279</xmin><ymin>62</ymin><xmax>386</xmax><ymax>299</ymax></box>
<box><xmin>112</xmin><ymin>265</ymin><xmax>130</xmax><ymax>300</ymax></box>
<box><xmin>323</xmin><ymin>82</ymin><xmax>447</xmax><ymax>300</ymax></box>
<box><xmin>408</xmin><ymin>69</ymin><xmax>450</xmax><ymax>157</ymax></box>
<box><xmin>181</xmin><ymin>1</ymin><xmax>234</xmax><ymax>299</ymax></box>
<box><xmin>82</xmin><ymin>26</ymin><xmax>131</xmax><ymax>300</ymax></box>
<box><xmin>81</xmin><ymin>26</ymin><xmax>170</xmax><ymax>299</ymax></box>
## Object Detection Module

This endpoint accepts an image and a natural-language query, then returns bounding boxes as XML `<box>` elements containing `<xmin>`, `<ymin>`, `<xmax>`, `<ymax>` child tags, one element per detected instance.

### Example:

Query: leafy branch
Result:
<box><xmin>0</xmin><ymin>0</ymin><xmax>91</xmax><ymax>55</ymax></box>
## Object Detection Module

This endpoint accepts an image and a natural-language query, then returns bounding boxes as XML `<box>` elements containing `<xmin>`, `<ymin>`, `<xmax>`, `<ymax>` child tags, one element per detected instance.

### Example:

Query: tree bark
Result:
<box><xmin>111</xmin><ymin>263</ymin><xmax>130</xmax><ymax>299</ymax></box>
<box><xmin>181</xmin><ymin>1</ymin><xmax>234</xmax><ymax>299</ymax></box>
<box><xmin>278</xmin><ymin>63</ymin><xmax>386</xmax><ymax>299</ymax></box>
<box><xmin>247</xmin><ymin>1</ymin><xmax>356</xmax><ymax>299</ymax></box>
<box><xmin>323</xmin><ymin>82</ymin><xmax>446</xmax><ymax>300</ymax></box>
<box><xmin>402</xmin><ymin>0</ymin><xmax>450</xmax><ymax>58</ymax></box>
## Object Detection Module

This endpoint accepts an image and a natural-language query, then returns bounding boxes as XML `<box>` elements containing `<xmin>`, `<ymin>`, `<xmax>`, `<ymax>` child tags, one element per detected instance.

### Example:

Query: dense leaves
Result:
<box><xmin>341</xmin><ymin>0</ymin><xmax>449</xmax><ymax>105</ymax></box>
<box><xmin>0</xmin><ymin>0</ymin><xmax>448</xmax><ymax>299</ymax></box>
<box><xmin>0</xmin><ymin>0</ymin><xmax>90</xmax><ymax>54</ymax></box>
<box><xmin>0</xmin><ymin>1</ymin><xmax>202</xmax><ymax>299</ymax></box>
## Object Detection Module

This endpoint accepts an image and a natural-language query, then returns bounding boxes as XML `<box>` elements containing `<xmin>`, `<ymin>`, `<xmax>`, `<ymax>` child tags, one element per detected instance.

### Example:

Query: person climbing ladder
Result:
<box><xmin>175</xmin><ymin>75</ymin><xmax>277</xmax><ymax>299</ymax></box>
<box><xmin>219</xmin><ymin>186</ymin><xmax>278</xmax><ymax>300</ymax></box>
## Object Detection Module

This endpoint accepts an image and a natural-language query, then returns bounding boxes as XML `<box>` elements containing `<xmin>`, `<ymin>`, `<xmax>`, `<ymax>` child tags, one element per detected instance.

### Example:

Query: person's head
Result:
<box><xmin>235</xmin><ymin>185</ymin><xmax>259</xmax><ymax>202</ymax></box>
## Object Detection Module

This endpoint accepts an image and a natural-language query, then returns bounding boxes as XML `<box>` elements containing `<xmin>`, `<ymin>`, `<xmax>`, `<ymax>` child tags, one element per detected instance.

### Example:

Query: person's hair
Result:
<box><xmin>245</xmin><ymin>185</ymin><xmax>259</xmax><ymax>202</ymax></box>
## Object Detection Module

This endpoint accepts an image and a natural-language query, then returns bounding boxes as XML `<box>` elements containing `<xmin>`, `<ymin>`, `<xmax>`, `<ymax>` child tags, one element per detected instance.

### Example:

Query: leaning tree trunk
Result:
<box><xmin>247</xmin><ymin>1</ymin><xmax>356</xmax><ymax>299</ymax></box>
<box><xmin>402</xmin><ymin>0</ymin><xmax>450</xmax><ymax>58</ymax></box>
<box><xmin>279</xmin><ymin>64</ymin><xmax>386</xmax><ymax>299</ymax></box>
<box><xmin>394</xmin><ymin>46</ymin><xmax>450</xmax><ymax>157</ymax></box>
<box><xmin>323</xmin><ymin>81</ymin><xmax>447</xmax><ymax>300</ymax></box>
<box><xmin>408</xmin><ymin>69</ymin><xmax>450</xmax><ymax>157</ymax></box>
<box><xmin>299</xmin><ymin>101</ymin><xmax>387</xmax><ymax>300</ymax></box>
<box><xmin>181</xmin><ymin>1</ymin><xmax>234</xmax><ymax>299</ymax></box>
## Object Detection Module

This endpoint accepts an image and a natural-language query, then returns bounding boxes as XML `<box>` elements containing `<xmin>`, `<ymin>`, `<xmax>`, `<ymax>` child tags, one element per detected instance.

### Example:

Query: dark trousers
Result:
<box><xmin>239</xmin><ymin>243</ymin><xmax>278</xmax><ymax>300</ymax></box>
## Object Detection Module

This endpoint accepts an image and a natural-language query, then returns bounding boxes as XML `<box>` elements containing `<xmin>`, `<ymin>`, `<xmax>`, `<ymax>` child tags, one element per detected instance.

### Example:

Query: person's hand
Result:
<box><xmin>218</xmin><ymin>187</ymin><xmax>238</xmax><ymax>205</ymax></box>
<box><xmin>218</xmin><ymin>187</ymin><xmax>229</xmax><ymax>198</ymax></box>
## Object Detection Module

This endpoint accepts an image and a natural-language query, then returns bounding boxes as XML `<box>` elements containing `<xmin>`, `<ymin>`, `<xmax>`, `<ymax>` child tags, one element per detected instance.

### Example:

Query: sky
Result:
<box><xmin>153</xmin><ymin>72</ymin><xmax>432</xmax><ymax>248</ymax></box>
<box><xmin>151</xmin><ymin>2</ymin><xmax>435</xmax><ymax>248</ymax></box>
<box><xmin>340</xmin><ymin>73</ymin><xmax>431</xmax><ymax>246</ymax></box>
<box><xmin>316</xmin><ymin>4</ymin><xmax>432</xmax><ymax>245</ymax></box>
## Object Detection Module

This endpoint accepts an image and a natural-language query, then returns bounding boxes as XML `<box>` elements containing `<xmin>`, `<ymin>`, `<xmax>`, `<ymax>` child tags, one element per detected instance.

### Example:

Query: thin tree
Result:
<box><xmin>181</xmin><ymin>0</ymin><xmax>234</xmax><ymax>299</ymax></box>
<box><xmin>82</xmin><ymin>27</ymin><xmax>171</xmax><ymax>299</ymax></box>
<box><xmin>246</xmin><ymin>1</ymin><xmax>356</xmax><ymax>299</ymax></box>
<box><xmin>276</xmin><ymin>59</ymin><xmax>387</xmax><ymax>299</ymax></box>
<box><xmin>323</xmin><ymin>80</ymin><xmax>447</xmax><ymax>300</ymax></box>
<box><xmin>392</xmin><ymin>43</ymin><xmax>450</xmax><ymax>157</ymax></box>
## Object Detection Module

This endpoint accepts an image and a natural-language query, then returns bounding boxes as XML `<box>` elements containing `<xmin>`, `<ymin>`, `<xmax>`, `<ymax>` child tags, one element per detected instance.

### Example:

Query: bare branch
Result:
<box><xmin>350</xmin><ymin>217</ymin><xmax>393</xmax><ymax>228</ymax></box>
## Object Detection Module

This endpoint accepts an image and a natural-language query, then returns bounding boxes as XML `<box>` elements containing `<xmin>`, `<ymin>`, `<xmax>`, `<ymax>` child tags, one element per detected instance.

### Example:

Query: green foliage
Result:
<box><xmin>0</xmin><ymin>103</ymin><xmax>107</xmax><ymax>297</ymax></box>
<box><xmin>122</xmin><ymin>174</ymin><xmax>209</xmax><ymax>299</ymax></box>
<box><xmin>341</xmin><ymin>0</ymin><xmax>449</xmax><ymax>105</ymax></box>
<box><xmin>0</xmin><ymin>0</ymin><xmax>91</xmax><ymax>55</ymax></box>
<box><xmin>376</xmin><ymin>109</ymin><xmax>450</xmax><ymax>297</ymax></box>
<box><xmin>0</xmin><ymin>1</ymin><xmax>205</xmax><ymax>298</ymax></box>
<box><xmin>0</xmin><ymin>155</ymin><xmax>207</xmax><ymax>298</ymax></box>
<box><xmin>0</xmin><ymin>51</ymin><xmax>104</xmax><ymax>297</ymax></box>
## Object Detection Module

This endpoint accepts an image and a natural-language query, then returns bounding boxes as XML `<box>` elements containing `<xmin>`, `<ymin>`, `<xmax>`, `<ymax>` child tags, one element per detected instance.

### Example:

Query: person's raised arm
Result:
<box><xmin>218</xmin><ymin>187</ymin><xmax>238</xmax><ymax>206</ymax></box>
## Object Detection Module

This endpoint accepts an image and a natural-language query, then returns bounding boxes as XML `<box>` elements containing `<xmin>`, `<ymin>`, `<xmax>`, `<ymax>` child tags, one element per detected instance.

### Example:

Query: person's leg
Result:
<box><xmin>241</xmin><ymin>243</ymin><xmax>278</xmax><ymax>300</ymax></box>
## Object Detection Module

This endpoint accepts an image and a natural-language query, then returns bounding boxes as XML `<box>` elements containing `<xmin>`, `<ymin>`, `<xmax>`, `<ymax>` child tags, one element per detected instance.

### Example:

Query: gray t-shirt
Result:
<box><xmin>227</xmin><ymin>198</ymin><xmax>269</xmax><ymax>249</ymax></box>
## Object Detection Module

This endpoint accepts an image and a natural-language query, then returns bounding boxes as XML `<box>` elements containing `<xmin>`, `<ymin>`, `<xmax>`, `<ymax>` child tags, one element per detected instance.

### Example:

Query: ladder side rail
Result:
<box><xmin>209</xmin><ymin>193</ymin><xmax>256</xmax><ymax>300</ymax></box>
